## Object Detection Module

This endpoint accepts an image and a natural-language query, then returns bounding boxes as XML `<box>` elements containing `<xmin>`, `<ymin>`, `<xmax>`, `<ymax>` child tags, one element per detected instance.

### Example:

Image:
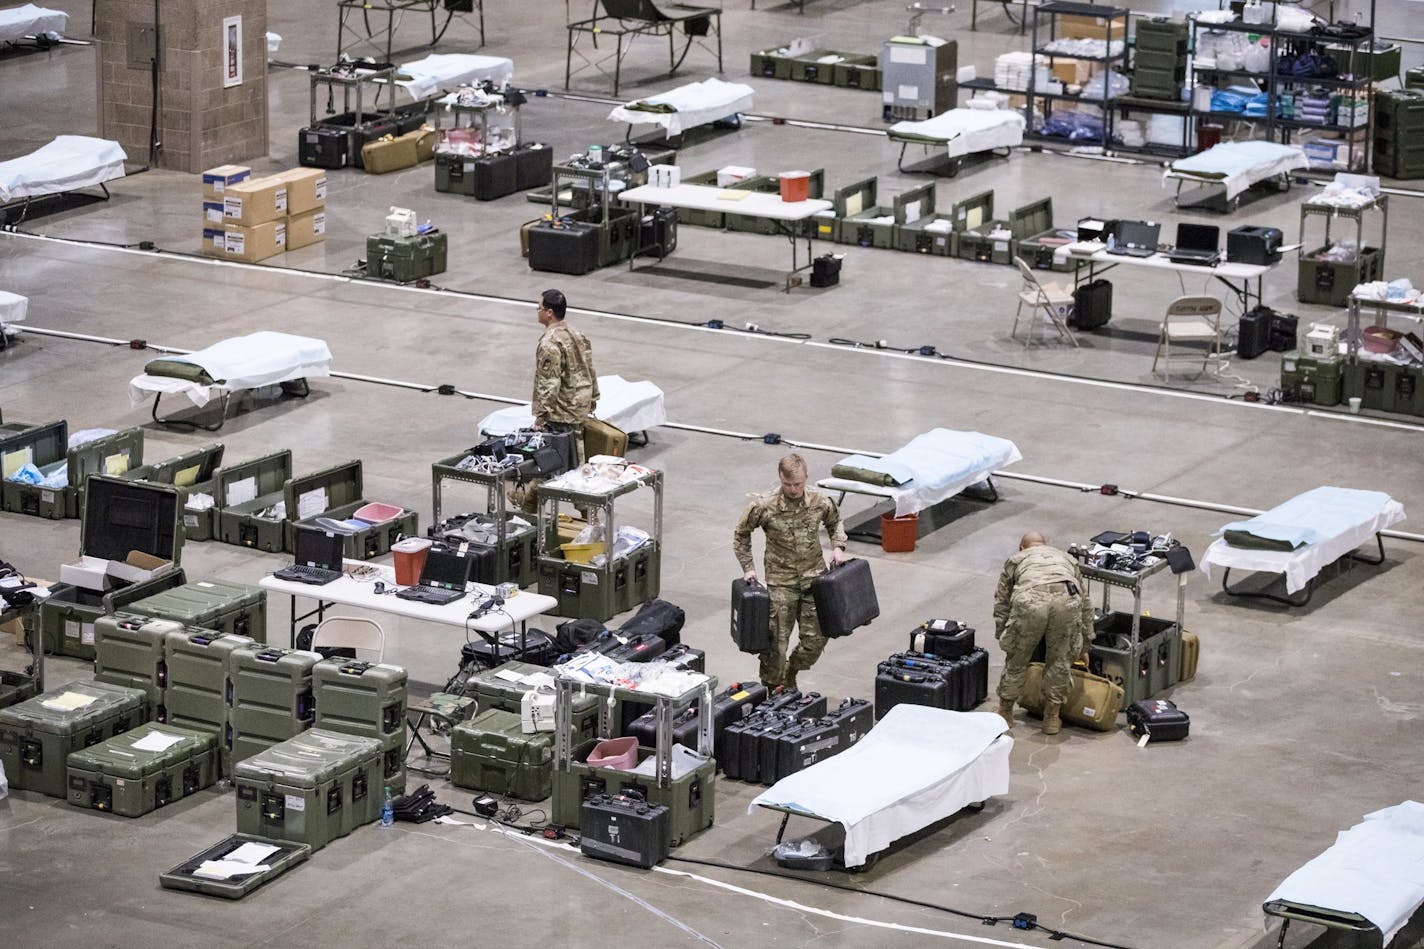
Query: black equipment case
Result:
<box><xmin>580</xmin><ymin>793</ymin><xmax>672</xmax><ymax>868</ymax></box>
<box><xmin>810</xmin><ymin>559</ymin><xmax>879</xmax><ymax>638</ymax></box>
<box><xmin>910</xmin><ymin>618</ymin><xmax>975</xmax><ymax>658</ymax></box>
<box><xmin>1238</xmin><ymin>306</ymin><xmax>1273</xmax><ymax>359</ymax></box>
<box><xmin>1126</xmin><ymin>698</ymin><xmax>1190</xmax><ymax>743</ymax></box>
<box><xmin>1073</xmin><ymin>279</ymin><xmax>1113</xmax><ymax>330</ymax></box>
<box><xmin>527</xmin><ymin>220</ymin><xmax>600</xmax><ymax>275</ymax></box>
<box><xmin>730</xmin><ymin>578</ymin><xmax>771</xmax><ymax>653</ymax></box>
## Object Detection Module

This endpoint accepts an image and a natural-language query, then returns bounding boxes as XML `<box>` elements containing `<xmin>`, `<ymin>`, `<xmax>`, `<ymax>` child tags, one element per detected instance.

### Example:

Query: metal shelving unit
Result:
<box><xmin>1025</xmin><ymin>1</ymin><xmax>1131</xmax><ymax>152</ymax></box>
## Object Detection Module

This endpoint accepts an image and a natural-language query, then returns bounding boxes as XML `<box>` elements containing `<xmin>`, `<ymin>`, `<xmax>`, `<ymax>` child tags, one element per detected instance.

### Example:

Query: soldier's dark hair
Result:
<box><xmin>778</xmin><ymin>454</ymin><xmax>808</xmax><ymax>478</ymax></box>
<box><xmin>541</xmin><ymin>289</ymin><xmax>567</xmax><ymax>320</ymax></box>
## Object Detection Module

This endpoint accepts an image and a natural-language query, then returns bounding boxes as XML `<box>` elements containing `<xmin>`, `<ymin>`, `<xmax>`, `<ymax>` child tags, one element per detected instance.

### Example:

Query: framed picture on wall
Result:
<box><xmin>223</xmin><ymin>15</ymin><xmax>242</xmax><ymax>88</ymax></box>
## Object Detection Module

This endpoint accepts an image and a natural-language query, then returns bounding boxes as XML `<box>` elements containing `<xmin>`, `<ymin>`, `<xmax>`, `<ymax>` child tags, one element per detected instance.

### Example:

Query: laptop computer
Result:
<box><xmin>395</xmin><ymin>547</ymin><xmax>471</xmax><ymax>606</ymax></box>
<box><xmin>1106</xmin><ymin>220</ymin><xmax>1161</xmax><ymax>258</ymax></box>
<box><xmin>1169</xmin><ymin>223</ymin><xmax>1221</xmax><ymax>266</ymax></box>
<box><xmin>273</xmin><ymin>529</ymin><xmax>345</xmax><ymax>585</ymax></box>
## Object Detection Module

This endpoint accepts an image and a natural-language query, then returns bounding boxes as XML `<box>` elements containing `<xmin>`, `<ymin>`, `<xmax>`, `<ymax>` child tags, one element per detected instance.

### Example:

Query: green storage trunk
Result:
<box><xmin>895</xmin><ymin>213</ymin><xmax>956</xmax><ymax>255</ymax></box>
<box><xmin>552</xmin><ymin>745</ymin><xmax>715</xmax><ymax>847</ymax></box>
<box><xmin>450</xmin><ymin>707</ymin><xmax>555</xmax><ymax>800</ymax></box>
<box><xmin>725</xmin><ymin>170</ymin><xmax>827</xmax><ymax>236</ymax></box>
<box><xmin>1010</xmin><ymin>197</ymin><xmax>1073</xmax><ymax>271</ymax></box>
<box><xmin>790</xmin><ymin>49</ymin><xmax>862</xmax><ymax>84</ymax></box>
<box><xmin>39</xmin><ymin>572</ymin><xmax>186</xmax><ymax>662</ymax></box>
<box><xmin>2</xmin><ymin>424</ymin><xmax>145</xmax><ymax>520</ymax></box>
<box><xmin>833</xmin><ymin>56</ymin><xmax>881</xmax><ymax>91</ymax></box>
<box><xmin>1297</xmin><ymin>246</ymin><xmax>1383</xmax><ymax>307</ymax></box>
<box><xmin>841</xmin><ymin>181</ymin><xmax>932</xmax><ymax>250</ymax></box>
<box><xmin>1372</xmin><ymin>135</ymin><xmax>1424</xmax><ymax>180</ymax></box>
<box><xmin>1343</xmin><ymin>360</ymin><xmax>1419</xmax><ymax>414</ymax></box>
<box><xmin>0</xmin><ymin>670</ymin><xmax>39</xmax><ymax>710</ymax></box>
<box><xmin>66</xmin><ymin>722</ymin><xmax>216</xmax><ymax>817</ymax></box>
<box><xmin>0</xmin><ymin>680</ymin><xmax>147</xmax><ymax>797</ymax></box>
<box><xmin>125</xmin><ymin>443</ymin><xmax>224</xmax><ymax>543</ymax></box>
<box><xmin>435</xmin><ymin>151</ymin><xmax>478</xmax><ymax>196</ymax></box>
<box><xmin>93</xmin><ymin>613</ymin><xmax>185</xmax><ymax>718</ymax></box>
<box><xmin>1409</xmin><ymin>67</ymin><xmax>1424</xmax><ymax>90</ymax></box>
<box><xmin>1279</xmin><ymin>351</ymin><xmax>1344</xmax><ymax>407</ymax></box>
<box><xmin>163</xmin><ymin>628</ymin><xmax>255</xmax><ymax>775</ymax></box>
<box><xmin>1132</xmin><ymin>18</ymin><xmax>1188</xmax><ymax>53</ymax></box>
<box><xmin>234</xmin><ymin>728</ymin><xmax>383</xmax><ymax>851</ymax></box>
<box><xmin>287</xmin><ymin>459</ymin><xmax>419</xmax><ymax>560</ymax></box>
<box><xmin>749</xmin><ymin>46</ymin><xmax>796</xmax><ymax>80</ymax></box>
<box><xmin>366</xmin><ymin>231</ymin><xmax>448</xmax><ymax>282</ymax></box>
<box><xmin>537</xmin><ymin>541</ymin><xmax>661</xmax><ymax>623</ymax></box>
<box><xmin>616</xmin><ymin>543</ymin><xmax>661</xmax><ymax>614</ymax></box>
<box><xmin>312</xmin><ymin>658</ymin><xmax>408</xmax><ymax>795</ymax></box>
<box><xmin>216</xmin><ymin>449</ymin><xmax>293</xmax><ymax>552</ymax></box>
<box><xmin>566</xmin><ymin>205</ymin><xmax>641</xmax><ymax>267</ymax></box>
<box><xmin>128</xmin><ymin>578</ymin><xmax>266</xmax><ymax>643</ymax></box>
<box><xmin>1326</xmin><ymin>41</ymin><xmax>1401</xmax><ymax>83</ymax></box>
<box><xmin>470</xmin><ymin>661</ymin><xmax>599</xmax><ymax>742</ymax></box>
<box><xmin>227</xmin><ymin>645</ymin><xmax>318</xmax><ymax>768</ymax></box>
<box><xmin>160</xmin><ymin>834</ymin><xmax>310</xmax><ymax>899</ymax></box>
<box><xmin>835</xmin><ymin>182</ymin><xmax>891</xmax><ymax>247</ymax></box>
<box><xmin>1088</xmin><ymin>612</ymin><xmax>1181</xmax><ymax>707</ymax></box>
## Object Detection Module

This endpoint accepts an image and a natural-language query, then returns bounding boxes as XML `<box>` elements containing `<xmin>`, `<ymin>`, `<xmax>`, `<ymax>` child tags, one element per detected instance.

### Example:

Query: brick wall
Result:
<box><xmin>96</xmin><ymin>0</ymin><xmax>268</xmax><ymax>173</ymax></box>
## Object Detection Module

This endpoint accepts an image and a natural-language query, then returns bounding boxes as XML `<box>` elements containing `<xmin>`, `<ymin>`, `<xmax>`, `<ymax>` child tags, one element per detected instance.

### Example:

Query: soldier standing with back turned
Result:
<box><xmin>993</xmin><ymin>531</ymin><xmax>1094</xmax><ymax>735</ymax></box>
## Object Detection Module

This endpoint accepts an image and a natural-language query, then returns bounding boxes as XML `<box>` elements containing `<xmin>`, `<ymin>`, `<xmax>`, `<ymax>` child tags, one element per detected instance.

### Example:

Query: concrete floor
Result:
<box><xmin>2</xmin><ymin>1</ymin><xmax>1423</xmax><ymax>947</ymax></box>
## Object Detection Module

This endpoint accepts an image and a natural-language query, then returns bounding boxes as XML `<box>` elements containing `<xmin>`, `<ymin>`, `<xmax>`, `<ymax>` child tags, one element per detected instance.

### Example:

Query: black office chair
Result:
<box><xmin>567</xmin><ymin>0</ymin><xmax>723</xmax><ymax>96</ymax></box>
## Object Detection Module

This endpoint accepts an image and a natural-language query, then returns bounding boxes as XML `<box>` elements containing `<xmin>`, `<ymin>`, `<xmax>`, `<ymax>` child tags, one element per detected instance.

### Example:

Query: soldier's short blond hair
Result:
<box><xmin>778</xmin><ymin>454</ymin><xmax>808</xmax><ymax>479</ymax></box>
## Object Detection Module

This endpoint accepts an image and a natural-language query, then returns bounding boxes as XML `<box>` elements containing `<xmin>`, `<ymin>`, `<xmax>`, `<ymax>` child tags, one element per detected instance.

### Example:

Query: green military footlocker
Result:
<box><xmin>66</xmin><ymin>722</ymin><xmax>217</xmax><ymax>817</ymax></box>
<box><xmin>93</xmin><ymin>612</ymin><xmax>185</xmax><ymax>716</ymax></box>
<box><xmin>128</xmin><ymin>578</ymin><xmax>267</xmax><ymax>643</ymax></box>
<box><xmin>450</xmin><ymin>707</ymin><xmax>556</xmax><ymax>801</ymax></box>
<box><xmin>233</xmin><ymin>728</ymin><xmax>383</xmax><ymax>851</ymax></box>
<box><xmin>313</xmin><ymin>658</ymin><xmax>409</xmax><ymax>796</ymax></box>
<box><xmin>366</xmin><ymin>230</ymin><xmax>448</xmax><ymax>282</ymax></box>
<box><xmin>0</xmin><ymin>680</ymin><xmax>147</xmax><ymax>798</ymax></box>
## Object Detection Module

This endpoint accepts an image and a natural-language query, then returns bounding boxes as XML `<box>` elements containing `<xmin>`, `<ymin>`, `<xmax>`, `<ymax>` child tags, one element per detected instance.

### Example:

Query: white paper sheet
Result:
<box><xmin>193</xmin><ymin>859</ymin><xmax>270</xmax><ymax>880</ymax></box>
<box><xmin>226</xmin><ymin>841</ymin><xmax>280</xmax><ymax>865</ymax></box>
<box><xmin>131</xmin><ymin>730</ymin><xmax>187</xmax><ymax>753</ymax></box>
<box><xmin>225</xmin><ymin>476</ymin><xmax>257</xmax><ymax>506</ymax></box>
<box><xmin>41</xmin><ymin>690</ymin><xmax>98</xmax><ymax>711</ymax></box>
<box><xmin>297</xmin><ymin>488</ymin><xmax>328</xmax><ymax>520</ymax></box>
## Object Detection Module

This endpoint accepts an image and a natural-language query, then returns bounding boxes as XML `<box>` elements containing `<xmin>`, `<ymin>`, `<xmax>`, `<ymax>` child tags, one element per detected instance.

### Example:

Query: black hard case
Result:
<box><xmin>1238</xmin><ymin>306</ymin><xmax>1272</xmax><ymax>359</ymax></box>
<box><xmin>580</xmin><ymin>794</ymin><xmax>671</xmax><ymax>868</ymax></box>
<box><xmin>810</xmin><ymin>559</ymin><xmax>879</xmax><ymax>638</ymax></box>
<box><xmin>659</xmin><ymin>644</ymin><xmax>705</xmax><ymax>672</ymax></box>
<box><xmin>298</xmin><ymin>126</ymin><xmax>351</xmax><ymax>170</ymax></box>
<box><xmin>514</xmin><ymin>143</ymin><xmax>555</xmax><ymax>191</ymax></box>
<box><xmin>770</xmin><ymin>718</ymin><xmax>843</xmax><ymax>783</ymax></box>
<box><xmin>730</xmin><ymin>578</ymin><xmax>772</xmax><ymax>653</ymax></box>
<box><xmin>527</xmin><ymin>221</ymin><xmax>600</xmax><ymax>275</ymax></box>
<box><xmin>825</xmin><ymin>697</ymin><xmax>874</xmax><ymax>747</ymax></box>
<box><xmin>606</xmin><ymin>632</ymin><xmax>667</xmax><ymax>663</ymax></box>
<box><xmin>1072</xmin><ymin>279</ymin><xmax>1113</xmax><ymax>330</ymax></box>
<box><xmin>1126</xmin><ymin>698</ymin><xmax>1190</xmax><ymax>742</ymax></box>
<box><xmin>473</xmin><ymin>151</ymin><xmax>519</xmax><ymax>201</ymax></box>
<box><xmin>910</xmin><ymin>619</ymin><xmax>975</xmax><ymax>658</ymax></box>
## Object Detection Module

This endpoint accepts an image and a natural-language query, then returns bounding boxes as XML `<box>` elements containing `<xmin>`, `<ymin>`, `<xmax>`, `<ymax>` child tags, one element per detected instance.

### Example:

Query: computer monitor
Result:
<box><xmin>418</xmin><ymin>548</ymin><xmax>472</xmax><ymax>591</ymax></box>
<box><xmin>293</xmin><ymin>528</ymin><xmax>344</xmax><ymax>570</ymax></box>
<box><xmin>1116</xmin><ymin>220</ymin><xmax>1161</xmax><ymax>251</ymax></box>
<box><xmin>1176</xmin><ymin>223</ymin><xmax>1220</xmax><ymax>253</ymax></box>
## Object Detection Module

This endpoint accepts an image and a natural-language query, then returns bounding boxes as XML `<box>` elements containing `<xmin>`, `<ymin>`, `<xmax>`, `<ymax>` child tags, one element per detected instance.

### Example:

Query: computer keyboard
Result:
<box><xmin>394</xmin><ymin>585</ymin><xmax>466</xmax><ymax>606</ymax></box>
<box><xmin>272</xmin><ymin>564</ymin><xmax>343</xmax><ymax>585</ymax></box>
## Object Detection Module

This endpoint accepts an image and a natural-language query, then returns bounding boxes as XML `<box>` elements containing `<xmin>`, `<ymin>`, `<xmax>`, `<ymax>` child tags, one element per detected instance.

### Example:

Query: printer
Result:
<box><xmin>1227</xmin><ymin>225</ymin><xmax>1283</xmax><ymax>265</ymax></box>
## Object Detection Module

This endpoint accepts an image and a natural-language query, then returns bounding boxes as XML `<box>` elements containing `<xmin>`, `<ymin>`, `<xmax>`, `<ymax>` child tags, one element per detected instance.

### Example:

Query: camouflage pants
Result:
<box><xmin>996</xmin><ymin>586</ymin><xmax>1082</xmax><ymax>706</ymax></box>
<box><xmin>759</xmin><ymin>580</ymin><xmax>826</xmax><ymax>687</ymax></box>
<box><xmin>514</xmin><ymin>423</ymin><xmax>587</xmax><ymax>514</ymax></box>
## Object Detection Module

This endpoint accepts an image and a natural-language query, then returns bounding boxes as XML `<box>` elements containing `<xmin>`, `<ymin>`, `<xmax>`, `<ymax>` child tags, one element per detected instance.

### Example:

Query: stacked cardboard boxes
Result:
<box><xmin>200</xmin><ymin>166</ymin><xmax>328</xmax><ymax>262</ymax></box>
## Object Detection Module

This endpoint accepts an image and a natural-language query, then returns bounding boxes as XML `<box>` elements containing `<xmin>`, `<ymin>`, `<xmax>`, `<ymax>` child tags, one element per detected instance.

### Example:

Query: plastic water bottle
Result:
<box><xmin>381</xmin><ymin>786</ymin><xmax>394</xmax><ymax>827</ymax></box>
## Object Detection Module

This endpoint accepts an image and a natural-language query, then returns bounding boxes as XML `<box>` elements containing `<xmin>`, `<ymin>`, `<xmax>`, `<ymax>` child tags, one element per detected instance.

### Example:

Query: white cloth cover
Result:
<box><xmin>477</xmin><ymin>375</ymin><xmax>667</xmax><ymax>437</ymax></box>
<box><xmin>1266</xmin><ymin>801</ymin><xmax>1424</xmax><ymax>943</ymax></box>
<box><xmin>1165</xmin><ymin>141</ymin><xmax>1309</xmax><ymax>201</ymax></box>
<box><xmin>396</xmin><ymin>53</ymin><xmax>514</xmax><ymax>99</ymax></box>
<box><xmin>818</xmin><ymin>429</ymin><xmax>1022</xmax><ymax>517</ymax></box>
<box><xmin>0</xmin><ymin>290</ymin><xmax>26</xmax><ymax>337</ymax></box>
<box><xmin>0</xmin><ymin>136</ymin><xmax>127</xmax><ymax>205</ymax></box>
<box><xmin>888</xmin><ymin>109</ymin><xmax>1026</xmax><ymax>159</ymax></box>
<box><xmin>127</xmin><ymin>332</ymin><xmax>333</xmax><ymax>409</ymax></box>
<box><xmin>1199</xmin><ymin>487</ymin><xmax>1405</xmax><ymax>594</ymax></box>
<box><xmin>0</xmin><ymin>4</ymin><xmax>67</xmax><ymax>40</ymax></box>
<box><xmin>607</xmin><ymin>77</ymin><xmax>756</xmax><ymax>137</ymax></box>
<box><xmin>752</xmin><ymin>707</ymin><xmax>1011</xmax><ymax>867</ymax></box>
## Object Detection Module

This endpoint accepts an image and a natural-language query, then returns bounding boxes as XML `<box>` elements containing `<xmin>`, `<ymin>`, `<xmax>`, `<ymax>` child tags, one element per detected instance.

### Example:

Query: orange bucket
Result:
<box><xmin>779</xmin><ymin>170</ymin><xmax>810</xmax><ymax>202</ymax></box>
<box><xmin>880</xmin><ymin>512</ymin><xmax>919</xmax><ymax>553</ymax></box>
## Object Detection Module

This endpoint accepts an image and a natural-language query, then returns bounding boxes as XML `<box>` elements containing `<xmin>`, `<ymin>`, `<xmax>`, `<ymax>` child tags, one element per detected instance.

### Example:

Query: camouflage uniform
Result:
<box><xmin>993</xmin><ymin>545</ymin><xmax>1094</xmax><ymax>706</ymax></box>
<box><xmin>519</xmin><ymin>321</ymin><xmax>599</xmax><ymax>512</ymax></box>
<box><xmin>733</xmin><ymin>489</ymin><xmax>848</xmax><ymax>687</ymax></box>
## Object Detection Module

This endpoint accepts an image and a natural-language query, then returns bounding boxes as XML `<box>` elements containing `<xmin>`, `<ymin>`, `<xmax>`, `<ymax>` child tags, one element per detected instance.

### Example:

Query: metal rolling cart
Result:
<box><xmin>0</xmin><ymin>587</ymin><xmax>44</xmax><ymax>709</ymax></box>
<box><xmin>1342</xmin><ymin>289</ymin><xmax>1424</xmax><ymax>416</ymax></box>
<box><xmin>309</xmin><ymin>62</ymin><xmax>400</xmax><ymax>168</ymax></box>
<box><xmin>534</xmin><ymin>465</ymin><xmax>663</xmax><ymax>622</ymax></box>
<box><xmin>1081</xmin><ymin>551</ymin><xmax>1186</xmax><ymax>706</ymax></box>
<box><xmin>551</xmin><ymin>671</ymin><xmax>717</xmax><ymax>844</ymax></box>
<box><xmin>428</xmin><ymin>450</ymin><xmax>538</xmax><ymax>587</ymax></box>
<box><xmin>1297</xmin><ymin>194</ymin><xmax>1388</xmax><ymax>308</ymax></box>
<box><xmin>431</xmin><ymin>90</ymin><xmax>520</xmax><ymax>153</ymax></box>
<box><xmin>546</xmin><ymin>153</ymin><xmax>648</xmax><ymax>269</ymax></box>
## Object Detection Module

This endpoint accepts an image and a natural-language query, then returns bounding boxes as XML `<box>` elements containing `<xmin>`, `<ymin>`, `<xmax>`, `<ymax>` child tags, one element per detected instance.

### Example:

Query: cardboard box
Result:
<box><xmin>286</xmin><ymin>209</ymin><xmax>327</xmax><ymax>251</ymax></box>
<box><xmin>278</xmin><ymin>168</ymin><xmax>328</xmax><ymax>216</ymax></box>
<box><xmin>201</xmin><ymin>201</ymin><xmax>226</xmax><ymax>227</ymax></box>
<box><xmin>222</xmin><ymin>176</ymin><xmax>289</xmax><ymax>227</ymax></box>
<box><xmin>1052</xmin><ymin>59</ymin><xmax>1097</xmax><ymax>85</ymax></box>
<box><xmin>202</xmin><ymin>164</ymin><xmax>251</xmax><ymax>200</ymax></box>
<box><xmin>1058</xmin><ymin>13</ymin><xmax>1125</xmax><ymax>42</ymax></box>
<box><xmin>202</xmin><ymin>221</ymin><xmax>287</xmax><ymax>262</ymax></box>
<box><xmin>59</xmin><ymin>552</ymin><xmax>170</xmax><ymax>593</ymax></box>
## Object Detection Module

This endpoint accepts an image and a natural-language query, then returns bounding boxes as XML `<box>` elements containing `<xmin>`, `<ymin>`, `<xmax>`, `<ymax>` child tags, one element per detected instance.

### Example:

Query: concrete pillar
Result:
<box><xmin>95</xmin><ymin>0</ymin><xmax>268</xmax><ymax>173</ymax></box>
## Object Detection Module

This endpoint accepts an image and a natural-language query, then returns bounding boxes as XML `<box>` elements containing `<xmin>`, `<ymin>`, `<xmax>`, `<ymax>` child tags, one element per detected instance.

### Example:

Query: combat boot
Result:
<box><xmin>996</xmin><ymin>700</ymin><xmax>1015</xmax><ymax>728</ymax></box>
<box><xmin>784</xmin><ymin>667</ymin><xmax>800</xmax><ymax>692</ymax></box>
<box><xmin>1042</xmin><ymin>702</ymin><xmax>1062</xmax><ymax>735</ymax></box>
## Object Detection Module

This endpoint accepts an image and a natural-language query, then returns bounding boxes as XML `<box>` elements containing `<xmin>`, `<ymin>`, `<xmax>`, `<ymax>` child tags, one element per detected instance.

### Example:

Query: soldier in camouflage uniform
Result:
<box><xmin>993</xmin><ymin>531</ymin><xmax>1094</xmax><ymax>735</ymax></box>
<box><xmin>733</xmin><ymin>454</ymin><xmax>848</xmax><ymax>689</ymax></box>
<box><xmin>517</xmin><ymin>289</ymin><xmax>600</xmax><ymax>512</ymax></box>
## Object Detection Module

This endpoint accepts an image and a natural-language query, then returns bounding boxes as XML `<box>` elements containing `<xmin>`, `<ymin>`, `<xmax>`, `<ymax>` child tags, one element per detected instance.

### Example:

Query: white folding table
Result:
<box><xmin>1069</xmin><ymin>247</ymin><xmax>1276</xmax><ymax>312</ymax></box>
<box><xmin>619</xmin><ymin>183</ymin><xmax>832</xmax><ymax>292</ymax></box>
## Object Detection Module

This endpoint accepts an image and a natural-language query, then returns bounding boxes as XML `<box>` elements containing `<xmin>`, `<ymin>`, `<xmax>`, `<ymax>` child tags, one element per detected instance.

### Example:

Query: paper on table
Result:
<box><xmin>41</xmin><ymin>691</ymin><xmax>99</xmax><ymax>712</ymax></box>
<box><xmin>717</xmin><ymin>190</ymin><xmax>752</xmax><ymax>201</ymax></box>
<box><xmin>225</xmin><ymin>476</ymin><xmax>257</xmax><ymax>506</ymax></box>
<box><xmin>131</xmin><ymin>730</ymin><xmax>188</xmax><ymax>753</ymax></box>
<box><xmin>193</xmin><ymin>859</ymin><xmax>270</xmax><ymax>880</ymax></box>
<box><xmin>227</xmin><ymin>841</ymin><xmax>281</xmax><ymax>865</ymax></box>
<box><xmin>297</xmin><ymin>488</ymin><xmax>328</xmax><ymax>519</ymax></box>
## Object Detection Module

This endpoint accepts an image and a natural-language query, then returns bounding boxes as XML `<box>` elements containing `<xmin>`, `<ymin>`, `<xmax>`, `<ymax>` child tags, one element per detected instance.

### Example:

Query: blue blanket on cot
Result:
<box><xmin>1217</xmin><ymin>487</ymin><xmax>1394</xmax><ymax>550</ymax></box>
<box><xmin>838</xmin><ymin>429</ymin><xmax>1013</xmax><ymax>492</ymax></box>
